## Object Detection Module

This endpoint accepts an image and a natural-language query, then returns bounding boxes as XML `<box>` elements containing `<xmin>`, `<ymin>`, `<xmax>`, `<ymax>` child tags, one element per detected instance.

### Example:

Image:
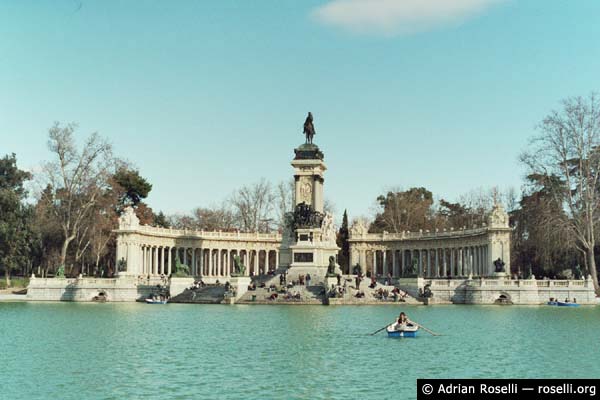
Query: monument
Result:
<box><xmin>278</xmin><ymin>113</ymin><xmax>340</xmax><ymax>284</ymax></box>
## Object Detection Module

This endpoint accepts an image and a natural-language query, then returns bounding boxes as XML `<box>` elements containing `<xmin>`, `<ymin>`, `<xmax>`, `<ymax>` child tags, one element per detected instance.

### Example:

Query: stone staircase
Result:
<box><xmin>328</xmin><ymin>276</ymin><xmax>422</xmax><ymax>305</ymax></box>
<box><xmin>169</xmin><ymin>285</ymin><xmax>226</xmax><ymax>304</ymax></box>
<box><xmin>237</xmin><ymin>281</ymin><xmax>324</xmax><ymax>305</ymax></box>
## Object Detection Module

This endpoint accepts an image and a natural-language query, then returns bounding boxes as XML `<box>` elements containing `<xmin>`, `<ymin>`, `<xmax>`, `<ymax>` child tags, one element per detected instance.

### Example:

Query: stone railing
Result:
<box><xmin>117</xmin><ymin>224</ymin><xmax>282</xmax><ymax>241</ymax></box>
<box><xmin>349</xmin><ymin>226</ymin><xmax>490</xmax><ymax>242</ymax></box>
<box><xmin>29</xmin><ymin>277</ymin><xmax>120</xmax><ymax>286</ymax></box>
<box><xmin>424</xmin><ymin>277</ymin><xmax>592</xmax><ymax>289</ymax></box>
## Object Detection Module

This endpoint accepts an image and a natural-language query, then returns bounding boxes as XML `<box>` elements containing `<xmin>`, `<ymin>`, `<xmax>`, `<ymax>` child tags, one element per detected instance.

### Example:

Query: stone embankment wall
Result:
<box><xmin>26</xmin><ymin>275</ymin><xmax>597</xmax><ymax>305</ymax></box>
<box><xmin>404</xmin><ymin>277</ymin><xmax>597</xmax><ymax>305</ymax></box>
<box><xmin>27</xmin><ymin>276</ymin><xmax>164</xmax><ymax>302</ymax></box>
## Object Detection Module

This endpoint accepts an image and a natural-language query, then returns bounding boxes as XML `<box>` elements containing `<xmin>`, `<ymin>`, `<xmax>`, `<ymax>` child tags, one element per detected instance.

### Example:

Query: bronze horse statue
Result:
<box><xmin>303</xmin><ymin>112</ymin><xmax>315</xmax><ymax>144</ymax></box>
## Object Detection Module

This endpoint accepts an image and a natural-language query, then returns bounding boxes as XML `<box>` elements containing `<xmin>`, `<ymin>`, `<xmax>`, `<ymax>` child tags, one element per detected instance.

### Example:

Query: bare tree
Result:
<box><xmin>274</xmin><ymin>179</ymin><xmax>294</xmax><ymax>230</ymax></box>
<box><xmin>503</xmin><ymin>186</ymin><xmax>519</xmax><ymax>213</ymax></box>
<box><xmin>521</xmin><ymin>94</ymin><xmax>600</xmax><ymax>292</ymax></box>
<box><xmin>230</xmin><ymin>179</ymin><xmax>275</xmax><ymax>232</ymax></box>
<box><xmin>192</xmin><ymin>204</ymin><xmax>237</xmax><ymax>231</ymax></box>
<box><xmin>39</xmin><ymin>122</ymin><xmax>113</xmax><ymax>273</ymax></box>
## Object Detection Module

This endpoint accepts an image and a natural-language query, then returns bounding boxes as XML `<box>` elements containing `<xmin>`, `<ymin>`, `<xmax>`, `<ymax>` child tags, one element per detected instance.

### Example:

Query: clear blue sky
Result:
<box><xmin>2</xmin><ymin>0</ymin><xmax>599</xmax><ymax>219</ymax></box>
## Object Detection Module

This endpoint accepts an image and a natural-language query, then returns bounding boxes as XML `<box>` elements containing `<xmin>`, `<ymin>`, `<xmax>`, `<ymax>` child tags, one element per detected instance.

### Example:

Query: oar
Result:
<box><xmin>369</xmin><ymin>322</ymin><xmax>393</xmax><ymax>335</ymax></box>
<box><xmin>416</xmin><ymin>323</ymin><xmax>441</xmax><ymax>336</ymax></box>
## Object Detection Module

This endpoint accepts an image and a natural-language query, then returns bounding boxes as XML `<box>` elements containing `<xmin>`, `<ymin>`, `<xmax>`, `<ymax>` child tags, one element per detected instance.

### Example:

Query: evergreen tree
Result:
<box><xmin>336</xmin><ymin>209</ymin><xmax>350</xmax><ymax>273</ymax></box>
<box><xmin>0</xmin><ymin>153</ymin><xmax>33</xmax><ymax>287</ymax></box>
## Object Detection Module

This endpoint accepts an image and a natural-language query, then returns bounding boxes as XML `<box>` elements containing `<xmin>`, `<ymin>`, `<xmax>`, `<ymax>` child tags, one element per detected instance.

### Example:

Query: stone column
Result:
<box><xmin>264</xmin><ymin>250</ymin><xmax>269</xmax><ymax>274</ymax></box>
<box><xmin>167</xmin><ymin>247</ymin><xmax>172</xmax><ymax>276</ymax></box>
<box><xmin>478</xmin><ymin>245</ymin><xmax>482</xmax><ymax>276</ymax></box>
<box><xmin>449</xmin><ymin>248</ymin><xmax>454</xmax><ymax>277</ymax></box>
<box><xmin>183</xmin><ymin>248</ymin><xmax>187</xmax><ymax>268</ymax></box>
<box><xmin>372</xmin><ymin>251</ymin><xmax>377</xmax><ymax>276</ymax></box>
<box><xmin>426</xmin><ymin>250</ymin><xmax>431</xmax><ymax>278</ymax></box>
<box><xmin>216</xmin><ymin>249</ymin><xmax>221</xmax><ymax>276</ymax></box>
<box><xmin>208</xmin><ymin>249</ymin><xmax>213</xmax><ymax>276</ymax></box>
<box><xmin>434</xmin><ymin>249</ymin><xmax>439</xmax><ymax>277</ymax></box>
<box><xmin>359</xmin><ymin>249</ymin><xmax>366</xmax><ymax>272</ymax></box>
<box><xmin>382</xmin><ymin>250</ymin><xmax>387</xmax><ymax>276</ymax></box>
<box><xmin>199</xmin><ymin>248</ymin><xmax>204</xmax><ymax>276</ymax></box>
<box><xmin>144</xmin><ymin>246</ymin><xmax>149</xmax><ymax>275</ymax></box>
<box><xmin>349</xmin><ymin>247</ymin><xmax>357</xmax><ymax>271</ymax></box>
<box><xmin>475</xmin><ymin>247</ymin><xmax>480</xmax><ymax>276</ymax></box>
<box><xmin>442</xmin><ymin>249</ymin><xmax>447</xmax><ymax>277</ymax></box>
<box><xmin>392</xmin><ymin>250</ymin><xmax>398</xmax><ymax>277</ymax></box>
<box><xmin>152</xmin><ymin>247</ymin><xmax>156</xmax><ymax>276</ymax></box>
<box><xmin>254</xmin><ymin>250</ymin><xmax>259</xmax><ymax>275</ymax></box>
<box><xmin>157</xmin><ymin>247</ymin><xmax>162</xmax><ymax>275</ymax></box>
<box><xmin>275</xmin><ymin>250</ymin><xmax>279</xmax><ymax>269</ymax></box>
<box><xmin>400</xmin><ymin>250</ymin><xmax>405</xmax><ymax>276</ymax></box>
<box><xmin>222</xmin><ymin>250</ymin><xmax>227</xmax><ymax>277</ymax></box>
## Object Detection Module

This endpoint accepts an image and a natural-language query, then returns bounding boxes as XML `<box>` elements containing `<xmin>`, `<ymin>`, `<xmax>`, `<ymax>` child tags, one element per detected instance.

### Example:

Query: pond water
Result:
<box><xmin>1</xmin><ymin>303</ymin><xmax>599</xmax><ymax>399</ymax></box>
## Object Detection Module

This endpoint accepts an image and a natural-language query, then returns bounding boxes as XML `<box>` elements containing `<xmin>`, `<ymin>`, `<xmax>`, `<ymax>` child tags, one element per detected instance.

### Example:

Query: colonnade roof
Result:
<box><xmin>349</xmin><ymin>225</ymin><xmax>511</xmax><ymax>243</ymax></box>
<box><xmin>115</xmin><ymin>225</ymin><xmax>283</xmax><ymax>242</ymax></box>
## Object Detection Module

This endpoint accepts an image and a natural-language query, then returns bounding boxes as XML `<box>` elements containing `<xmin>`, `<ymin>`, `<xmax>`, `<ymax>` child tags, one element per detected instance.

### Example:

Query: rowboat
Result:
<box><xmin>547</xmin><ymin>301</ymin><xmax>579</xmax><ymax>307</ymax></box>
<box><xmin>386</xmin><ymin>322</ymin><xmax>419</xmax><ymax>338</ymax></box>
<box><xmin>145</xmin><ymin>298</ymin><xmax>168</xmax><ymax>304</ymax></box>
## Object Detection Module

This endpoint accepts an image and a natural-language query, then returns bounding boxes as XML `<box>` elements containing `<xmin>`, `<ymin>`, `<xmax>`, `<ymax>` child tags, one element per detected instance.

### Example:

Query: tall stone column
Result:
<box><xmin>183</xmin><ymin>248</ymin><xmax>187</xmax><ymax>268</ymax></box>
<box><xmin>140</xmin><ymin>246</ymin><xmax>145</xmax><ymax>275</ymax></box>
<box><xmin>476</xmin><ymin>247</ymin><xmax>480</xmax><ymax>276</ymax></box>
<box><xmin>382</xmin><ymin>251</ymin><xmax>387</xmax><ymax>276</ymax></box>
<box><xmin>359</xmin><ymin>250</ymin><xmax>366</xmax><ymax>273</ymax></box>
<box><xmin>372</xmin><ymin>251</ymin><xmax>377</xmax><ymax>276</ymax></box>
<box><xmin>199</xmin><ymin>248</ymin><xmax>204</xmax><ymax>276</ymax></box>
<box><xmin>254</xmin><ymin>250</ymin><xmax>259</xmax><ymax>275</ymax></box>
<box><xmin>442</xmin><ymin>249</ymin><xmax>447</xmax><ymax>277</ymax></box>
<box><xmin>225</xmin><ymin>250</ymin><xmax>230</xmax><ymax>276</ymax></box>
<box><xmin>167</xmin><ymin>247</ymin><xmax>172</xmax><ymax>276</ymax></box>
<box><xmin>392</xmin><ymin>250</ymin><xmax>398</xmax><ymax>277</ymax></box>
<box><xmin>275</xmin><ymin>250</ymin><xmax>279</xmax><ymax>269</ymax></box>
<box><xmin>157</xmin><ymin>247</ymin><xmax>162</xmax><ymax>275</ymax></box>
<box><xmin>426</xmin><ymin>250</ymin><xmax>431</xmax><ymax>278</ymax></box>
<box><xmin>264</xmin><ymin>250</ymin><xmax>269</xmax><ymax>274</ymax></box>
<box><xmin>146</xmin><ymin>247</ymin><xmax>151</xmax><ymax>275</ymax></box>
<box><xmin>216</xmin><ymin>249</ymin><xmax>221</xmax><ymax>276</ymax></box>
<box><xmin>435</xmin><ymin>249</ymin><xmax>439</xmax><ymax>277</ymax></box>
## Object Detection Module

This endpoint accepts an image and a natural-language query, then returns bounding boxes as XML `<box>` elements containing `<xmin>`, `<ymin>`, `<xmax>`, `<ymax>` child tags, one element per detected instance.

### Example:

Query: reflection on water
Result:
<box><xmin>1</xmin><ymin>303</ymin><xmax>599</xmax><ymax>400</ymax></box>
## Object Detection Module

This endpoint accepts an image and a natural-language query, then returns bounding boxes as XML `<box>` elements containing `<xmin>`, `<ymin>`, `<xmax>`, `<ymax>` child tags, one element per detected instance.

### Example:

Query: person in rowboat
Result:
<box><xmin>394</xmin><ymin>312</ymin><xmax>413</xmax><ymax>331</ymax></box>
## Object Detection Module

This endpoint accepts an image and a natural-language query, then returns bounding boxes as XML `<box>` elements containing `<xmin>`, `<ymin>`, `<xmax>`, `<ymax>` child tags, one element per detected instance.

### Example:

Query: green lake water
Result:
<box><xmin>1</xmin><ymin>303</ymin><xmax>599</xmax><ymax>400</ymax></box>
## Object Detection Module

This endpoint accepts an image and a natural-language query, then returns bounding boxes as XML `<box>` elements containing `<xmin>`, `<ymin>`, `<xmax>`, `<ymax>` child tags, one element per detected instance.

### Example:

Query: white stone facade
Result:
<box><xmin>115</xmin><ymin>209</ymin><xmax>282</xmax><ymax>279</ymax></box>
<box><xmin>348</xmin><ymin>203</ymin><xmax>512</xmax><ymax>278</ymax></box>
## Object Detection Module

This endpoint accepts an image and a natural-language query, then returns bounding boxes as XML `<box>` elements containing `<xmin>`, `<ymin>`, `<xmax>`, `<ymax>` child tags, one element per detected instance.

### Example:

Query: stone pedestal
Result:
<box><xmin>279</xmin><ymin>141</ymin><xmax>340</xmax><ymax>285</ymax></box>
<box><xmin>229</xmin><ymin>276</ymin><xmax>252</xmax><ymax>300</ymax></box>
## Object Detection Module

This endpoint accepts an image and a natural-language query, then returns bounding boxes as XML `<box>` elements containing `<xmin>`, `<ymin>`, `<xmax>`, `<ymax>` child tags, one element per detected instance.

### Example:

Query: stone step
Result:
<box><xmin>170</xmin><ymin>285</ymin><xmax>226</xmax><ymax>304</ymax></box>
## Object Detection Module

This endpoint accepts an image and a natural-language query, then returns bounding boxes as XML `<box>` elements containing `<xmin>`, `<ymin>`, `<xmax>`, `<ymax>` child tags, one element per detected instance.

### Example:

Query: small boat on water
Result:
<box><xmin>547</xmin><ymin>301</ymin><xmax>579</xmax><ymax>307</ymax></box>
<box><xmin>386</xmin><ymin>322</ymin><xmax>419</xmax><ymax>338</ymax></box>
<box><xmin>145</xmin><ymin>298</ymin><xmax>168</xmax><ymax>304</ymax></box>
